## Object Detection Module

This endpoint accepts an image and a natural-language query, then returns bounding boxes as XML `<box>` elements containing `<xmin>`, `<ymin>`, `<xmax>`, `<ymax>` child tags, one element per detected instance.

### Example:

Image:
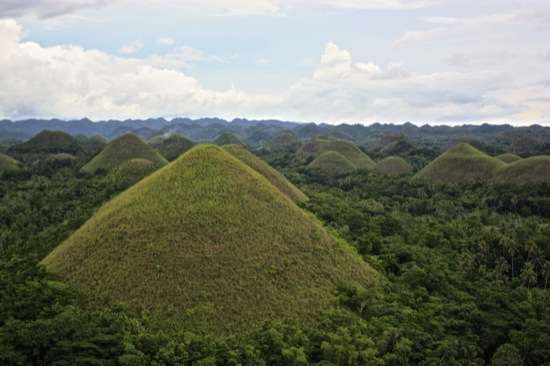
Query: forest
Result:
<box><xmin>0</xmin><ymin>122</ymin><xmax>549</xmax><ymax>366</ymax></box>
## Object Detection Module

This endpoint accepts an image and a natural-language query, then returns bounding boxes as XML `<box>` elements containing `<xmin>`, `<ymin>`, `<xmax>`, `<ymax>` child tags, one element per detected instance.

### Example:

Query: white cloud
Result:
<box><xmin>394</xmin><ymin>28</ymin><xmax>446</xmax><ymax>44</ymax></box>
<box><xmin>0</xmin><ymin>0</ymin><xmax>112</xmax><ymax>19</ymax></box>
<box><xmin>255</xmin><ymin>58</ymin><xmax>270</xmax><ymax>66</ymax></box>
<box><xmin>118</xmin><ymin>39</ymin><xmax>143</xmax><ymax>54</ymax></box>
<box><xmin>157</xmin><ymin>37</ymin><xmax>175</xmax><ymax>46</ymax></box>
<box><xmin>326</xmin><ymin>0</ymin><xmax>441</xmax><ymax>10</ymax></box>
<box><xmin>163</xmin><ymin>0</ymin><xmax>284</xmax><ymax>17</ymax></box>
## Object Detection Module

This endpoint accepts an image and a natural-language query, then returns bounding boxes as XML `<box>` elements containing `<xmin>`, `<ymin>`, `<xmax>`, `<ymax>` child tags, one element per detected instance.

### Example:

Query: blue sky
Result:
<box><xmin>0</xmin><ymin>0</ymin><xmax>549</xmax><ymax>125</ymax></box>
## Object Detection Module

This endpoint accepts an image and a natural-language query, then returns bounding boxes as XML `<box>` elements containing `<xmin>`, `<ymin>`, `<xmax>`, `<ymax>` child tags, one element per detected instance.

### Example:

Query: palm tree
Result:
<box><xmin>541</xmin><ymin>261</ymin><xmax>550</xmax><ymax>290</ymax></box>
<box><xmin>520</xmin><ymin>262</ymin><xmax>537</xmax><ymax>289</ymax></box>
<box><xmin>500</xmin><ymin>237</ymin><xmax>519</xmax><ymax>279</ymax></box>
<box><xmin>524</xmin><ymin>239</ymin><xmax>538</xmax><ymax>263</ymax></box>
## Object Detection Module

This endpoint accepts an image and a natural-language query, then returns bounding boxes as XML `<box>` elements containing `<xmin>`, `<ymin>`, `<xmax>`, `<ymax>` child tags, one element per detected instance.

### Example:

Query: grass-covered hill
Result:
<box><xmin>80</xmin><ymin>133</ymin><xmax>168</xmax><ymax>173</ymax></box>
<box><xmin>413</xmin><ymin>142</ymin><xmax>506</xmax><ymax>184</ymax></box>
<box><xmin>495</xmin><ymin>153</ymin><xmax>522</xmax><ymax>164</ymax></box>
<box><xmin>222</xmin><ymin>144</ymin><xmax>308</xmax><ymax>202</ymax></box>
<box><xmin>265</xmin><ymin>131</ymin><xmax>303</xmax><ymax>151</ymax></box>
<box><xmin>374</xmin><ymin>156</ymin><xmax>413</xmax><ymax>175</ymax></box>
<box><xmin>147</xmin><ymin>135</ymin><xmax>166</xmax><ymax>148</ymax></box>
<box><xmin>308</xmin><ymin>151</ymin><xmax>357</xmax><ymax>176</ymax></box>
<box><xmin>297</xmin><ymin>136</ymin><xmax>376</xmax><ymax>170</ymax></box>
<box><xmin>213</xmin><ymin>132</ymin><xmax>245</xmax><ymax>147</ymax></box>
<box><xmin>42</xmin><ymin>145</ymin><xmax>376</xmax><ymax>335</ymax></box>
<box><xmin>156</xmin><ymin>134</ymin><xmax>195</xmax><ymax>161</ymax></box>
<box><xmin>493</xmin><ymin>156</ymin><xmax>550</xmax><ymax>185</ymax></box>
<box><xmin>107</xmin><ymin>158</ymin><xmax>161</xmax><ymax>188</ymax></box>
<box><xmin>0</xmin><ymin>153</ymin><xmax>20</xmax><ymax>174</ymax></box>
<box><xmin>8</xmin><ymin>130</ymin><xmax>83</xmax><ymax>160</ymax></box>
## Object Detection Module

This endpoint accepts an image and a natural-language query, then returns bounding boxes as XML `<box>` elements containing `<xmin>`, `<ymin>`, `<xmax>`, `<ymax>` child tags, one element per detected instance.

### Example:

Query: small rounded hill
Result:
<box><xmin>374</xmin><ymin>156</ymin><xmax>413</xmax><ymax>175</ymax></box>
<box><xmin>266</xmin><ymin>131</ymin><xmax>303</xmax><ymax>152</ymax></box>
<box><xmin>493</xmin><ymin>156</ymin><xmax>550</xmax><ymax>185</ymax></box>
<box><xmin>80</xmin><ymin>133</ymin><xmax>168</xmax><ymax>173</ymax></box>
<box><xmin>0</xmin><ymin>153</ymin><xmax>20</xmax><ymax>174</ymax></box>
<box><xmin>42</xmin><ymin>145</ymin><xmax>376</xmax><ymax>335</ymax></box>
<box><xmin>308</xmin><ymin>151</ymin><xmax>357</xmax><ymax>177</ymax></box>
<box><xmin>157</xmin><ymin>134</ymin><xmax>195</xmax><ymax>161</ymax></box>
<box><xmin>8</xmin><ymin>130</ymin><xmax>83</xmax><ymax>159</ymax></box>
<box><xmin>297</xmin><ymin>136</ymin><xmax>375</xmax><ymax>171</ymax></box>
<box><xmin>495</xmin><ymin>153</ymin><xmax>522</xmax><ymax>164</ymax></box>
<box><xmin>213</xmin><ymin>132</ymin><xmax>245</xmax><ymax>147</ymax></box>
<box><xmin>413</xmin><ymin>143</ymin><xmax>506</xmax><ymax>184</ymax></box>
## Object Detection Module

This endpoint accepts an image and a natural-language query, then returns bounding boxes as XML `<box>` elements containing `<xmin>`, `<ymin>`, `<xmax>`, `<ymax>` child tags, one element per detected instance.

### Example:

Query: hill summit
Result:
<box><xmin>80</xmin><ymin>133</ymin><xmax>168</xmax><ymax>173</ymax></box>
<box><xmin>413</xmin><ymin>143</ymin><xmax>505</xmax><ymax>184</ymax></box>
<box><xmin>298</xmin><ymin>136</ymin><xmax>375</xmax><ymax>171</ymax></box>
<box><xmin>43</xmin><ymin>145</ymin><xmax>375</xmax><ymax>334</ymax></box>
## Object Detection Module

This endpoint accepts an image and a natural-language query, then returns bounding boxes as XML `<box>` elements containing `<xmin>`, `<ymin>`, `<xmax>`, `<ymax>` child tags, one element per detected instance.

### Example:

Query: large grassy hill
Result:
<box><xmin>374</xmin><ymin>156</ymin><xmax>413</xmax><ymax>175</ymax></box>
<box><xmin>298</xmin><ymin>136</ymin><xmax>375</xmax><ymax>170</ymax></box>
<box><xmin>493</xmin><ymin>156</ymin><xmax>550</xmax><ymax>185</ymax></box>
<box><xmin>0</xmin><ymin>153</ymin><xmax>20</xmax><ymax>174</ymax></box>
<box><xmin>43</xmin><ymin>145</ymin><xmax>376</xmax><ymax>335</ymax></box>
<box><xmin>308</xmin><ymin>151</ymin><xmax>357</xmax><ymax>176</ymax></box>
<box><xmin>8</xmin><ymin>130</ymin><xmax>83</xmax><ymax>159</ymax></box>
<box><xmin>80</xmin><ymin>133</ymin><xmax>168</xmax><ymax>173</ymax></box>
<box><xmin>156</xmin><ymin>134</ymin><xmax>195</xmax><ymax>161</ymax></box>
<box><xmin>413</xmin><ymin>143</ymin><xmax>506</xmax><ymax>184</ymax></box>
<box><xmin>222</xmin><ymin>144</ymin><xmax>308</xmax><ymax>202</ymax></box>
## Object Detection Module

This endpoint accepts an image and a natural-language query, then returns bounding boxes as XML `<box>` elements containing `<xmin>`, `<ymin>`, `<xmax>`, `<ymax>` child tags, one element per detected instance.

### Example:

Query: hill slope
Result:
<box><xmin>0</xmin><ymin>153</ymin><xmax>20</xmax><ymax>174</ymax></box>
<box><xmin>493</xmin><ymin>156</ymin><xmax>550</xmax><ymax>184</ymax></box>
<box><xmin>413</xmin><ymin>143</ymin><xmax>506</xmax><ymax>184</ymax></box>
<box><xmin>495</xmin><ymin>153</ymin><xmax>522</xmax><ymax>164</ymax></box>
<box><xmin>222</xmin><ymin>144</ymin><xmax>308</xmax><ymax>202</ymax></box>
<box><xmin>374</xmin><ymin>156</ymin><xmax>413</xmax><ymax>175</ymax></box>
<box><xmin>308</xmin><ymin>151</ymin><xmax>357</xmax><ymax>176</ymax></box>
<box><xmin>266</xmin><ymin>131</ymin><xmax>303</xmax><ymax>151</ymax></box>
<box><xmin>80</xmin><ymin>133</ymin><xmax>168</xmax><ymax>173</ymax></box>
<box><xmin>43</xmin><ymin>145</ymin><xmax>376</xmax><ymax>335</ymax></box>
<box><xmin>156</xmin><ymin>134</ymin><xmax>195</xmax><ymax>161</ymax></box>
<box><xmin>298</xmin><ymin>136</ymin><xmax>375</xmax><ymax>170</ymax></box>
<box><xmin>8</xmin><ymin>130</ymin><xmax>83</xmax><ymax>159</ymax></box>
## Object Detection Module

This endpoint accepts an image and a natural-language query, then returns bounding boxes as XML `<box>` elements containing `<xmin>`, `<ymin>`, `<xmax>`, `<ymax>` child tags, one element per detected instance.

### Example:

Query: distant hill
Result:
<box><xmin>0</xmin><ymin>153</ymin><xmax>20</xmax><ymax>174</ymax></box>
<box><xmin>308</xmin><ymin>151</ymin><xmax>357</xmax><ymax>176</ymax></box>
<box><xmin>495</xmin><ymin>153</ymin><xmax>522</xmax><ymax>164</ymax></box>
<box><xmin>42</xmin><ymin>145</ymin><xmax>376</xmax><ymax>335</ymax></box>
<box><xmin>297</xmin><ymin>136</ymin><xmax>376</xmax><ymax>170</ymax></box>
<box><xmin>493</xmin><ymin>156</ymin><xmax>550</xmax><ymax>185</ymax></box>
<box><xmin>8</xmin><ymin>130</ymin><xmax>83</xmax><ymax>160</ymax></box>
<box><xmin>156</xmin><ymin>134</ymin><xmax>195</xmax><ymax>161</ymax></box>
<box><xmin>213</xmin><ymin>132</ymin><xmax>245</xmax><ymax>147</ymax></box>
<box><xmin>147</xmin><ymin>135</ymin><xmax>166</xmax><ymax>148</ymax></box>
<box><xmin>265</xmin><ymin>131</ymin><xmax>303</xmax><ymax>151</ymax></box>
<box><xmin>374</xmin><ymin>156</ymin><xmax>413</xmax><ymax>175</ymax></box>
<box><xmin>107</xmin><ymin>158</ymin><xmax>161</xmax><ymax>188</ymax></box>
<box><xmin>222</xmin><ymin>144</ymin><xmax>307</xmax><ymax>202</ymax></box>
<box><xmin>413</xmin><ymin>143</ymin><xmax>506</xmax><ymax>184</ymax></box>
<box><xmin>80</xmin><ymin>133</ymin><xmax>168</xmax><ymax>173</ymax></box>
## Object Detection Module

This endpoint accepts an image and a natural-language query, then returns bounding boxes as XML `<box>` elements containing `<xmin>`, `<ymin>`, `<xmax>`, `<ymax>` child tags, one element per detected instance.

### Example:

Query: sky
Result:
<box><xmin>0</xmin><ymin>0</ymin><xmax>549</xmax><ymax>125</ymax></box>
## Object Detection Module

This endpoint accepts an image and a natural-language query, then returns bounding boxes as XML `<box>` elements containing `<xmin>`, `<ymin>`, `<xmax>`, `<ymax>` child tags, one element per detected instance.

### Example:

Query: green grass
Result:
<box><xmin>108</xmin><ymin>158</ymin><xmax>162</xmax><ymax>187</ymax></box>
<box><xmin>88</xmin><ymin>134</ymin><xmax>109</xmax><ymax>145</ymax></box>
<box><xmin>213</xmin><ymin>132</ymin><xmax>245</xmax><ymax>146</ymax></box>
<box><xmin>0</xmin><ymin>153</ymin><xmax>20</xmax><ymax>173</ymax></box>
<box><xmin>413</xmin><ymin>143</ymin><xmax>506</xmax><ymax>184</ymax></box>
<box><xmin>297</xmin><ymin>136</ymin><xmax>375</xmax><ymax>170</ymax></box>
<box><xmin>222</xmin><ymin>145</ymin><xmax>308</xmax><ymax>202</ymax></box>
<box><xmin>47</xmin><ymin>153</ymin><xmax>76</xmax><ymax>161</ymax></box>
<box><xmin>495</xmin><ymin>153</ymin><xmax>522</xmax><ymax>163</ymax></box>
<box><xmin>157</xmin><ymin>134</ymin><xmax>195</xmax><ymax>161</ymax></box>
<box><xmin>265</xmin><ymin>131</ymin><xmax>303</xmax><ymax>151</ymax></box>
<box><xmin>80</xmin><ymin>133</ymin><xmax>168</xmax><ymax>173</ymax></box>
<box><xmin>493</xmin><ymin>156</ymin><xmax>550</xmax><ymax>184</ymax></box>
<box><xmin>147</xmin><ymin>135</ymin><xmax>166</xmax><ymax>148</ymax></box>
<box><xmin>308</xmin><ymin>151</ymin><xmax>357</xmax><ymax>176</ymax></box>
<box><xmin>8</xmin><ymin>130</ymin><xmax>83</xmax><ymax>157</ymax></box>
<box><xmin>374</xmin><ymin>156</ymin><xmax>413</xmax><ymax>175</ymax></box>
<box><xmin>43</xmin><ymin>145</ymin><xmax>376</xmax><ymax>335</ymax></box>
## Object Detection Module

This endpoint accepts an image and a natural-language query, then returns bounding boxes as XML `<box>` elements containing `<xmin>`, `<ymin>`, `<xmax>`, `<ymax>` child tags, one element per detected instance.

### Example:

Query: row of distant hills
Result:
<box><xmin>2</xmin><ymin>118</ymin><xmax>550</xmax><ymax>153</ymax></box>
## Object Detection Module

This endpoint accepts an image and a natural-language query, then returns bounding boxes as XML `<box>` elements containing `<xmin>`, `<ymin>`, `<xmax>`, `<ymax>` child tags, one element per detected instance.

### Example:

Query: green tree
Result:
<box><xmin>490</xmin><ymin>343</ymin><xmax>522</xmax><ymax>366</ymax></box>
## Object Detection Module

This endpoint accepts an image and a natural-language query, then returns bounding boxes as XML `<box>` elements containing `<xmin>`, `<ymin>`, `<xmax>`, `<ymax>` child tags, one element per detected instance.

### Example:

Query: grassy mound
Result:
<box><xmin>108</xmin><ymin>158</ymin><xmax>161</xmax><ymax>188</ymax></box>
<box><xmin>493</xmin><ymin>156</ymin><xmax>550</xmax><ymax>185</ymax></box>
<box><xmin>80</xmin><ymin>133</ymin><xmax>168</xmax><ymax>173</ymax></box>
<box><xmin>308</xmin><ymin>151</ymin><xmax>357</xmax><ymax>176</ymax></box>
<box><xmin>47</xmin><ymin>153</ymin><xmax>76</xmax><ymax>161</ymax></box>
<box><xmin>157</xmin><ymin>134</ymin><xmax>195</xmax><ymax>161</ymax></box>
<box><xmin>148</xmin><ymin>135</ymin><xmax>166</xmax><ymax>148</ymax></box>
<box><xmin>8</xmin><ymin>130</ymin><xmax>83</xmax><ymax>159</ymax></box>
<box><xmin>43</xmin><ymin>145</ymin><xmax>376</xmax><ymax>335</ymax></box>
<box><xmin>374</xmin><ymin>156</ymin><xmax>413</xmax><ymax>175</ymax></box>
<box><xmin>222</xmin><ymin>144</ymin><xmax>308</xmax><ymax>202</ymax></box>
<box><xmin>0</xmin><ymin>153</ymin><xmax>20</xmax><ymax>174</ymax></box>
<box><xmin>266</xmin><ymin>131</ymin><xmax>303</xmax><ymax>151</ymax></box>
<box><xmin>413</xmin><ymin>143</ymin><xmax>506</xmax><ymax>184</ymax></box>
<box><xmin>495</xmin><ymin>153</ymin><xmax>522</xmax><ymax>164</ymax></box>
<box><xmin>298</xmin><ymin>136</ymin><xmax>375</xmax><ymax>170</ymax></box>
<box><xmin>213</xmin><ymin>132</ymin><xmax>245</xmax><ymax>147</ymax></box>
